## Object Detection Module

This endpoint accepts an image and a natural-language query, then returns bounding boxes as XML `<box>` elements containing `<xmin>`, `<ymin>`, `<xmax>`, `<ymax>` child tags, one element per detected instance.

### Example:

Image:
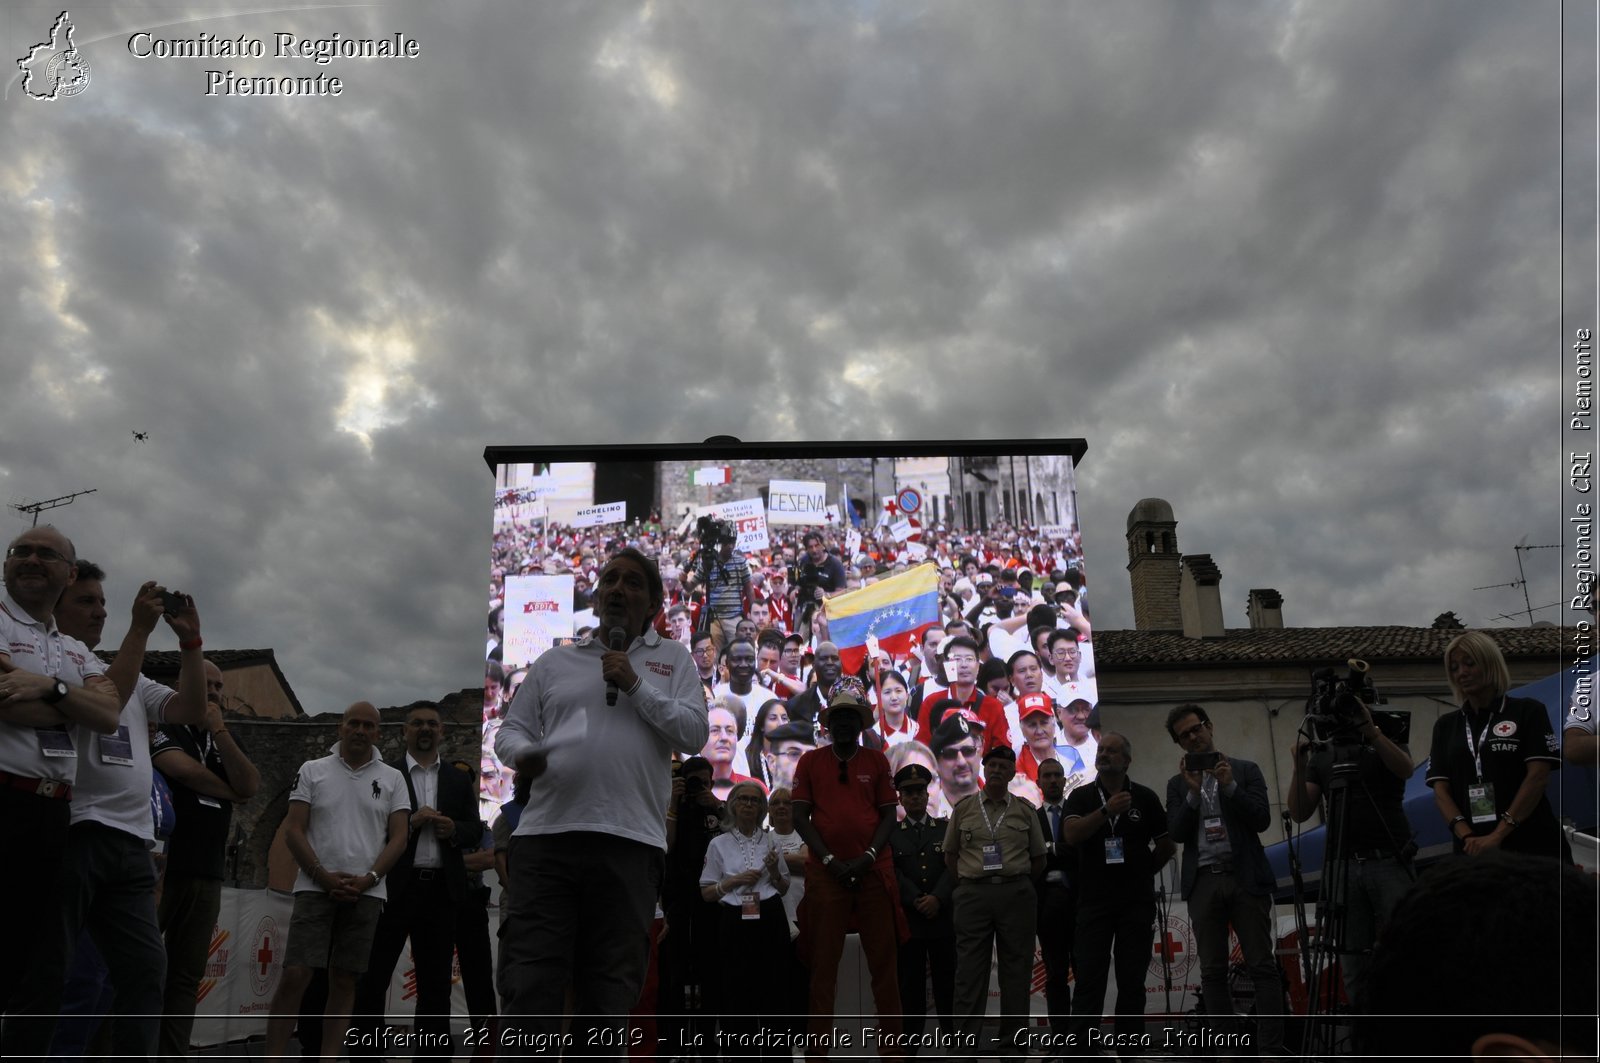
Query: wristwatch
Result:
<box><xmin>822</xmin><ymin>853</ymin><xmax>835</xmax><ymax>866</ymax></box>
<box><xmin>42</xmin><ymin>677</ymin><xmax>69</xmax><ymax>705</ymax></box>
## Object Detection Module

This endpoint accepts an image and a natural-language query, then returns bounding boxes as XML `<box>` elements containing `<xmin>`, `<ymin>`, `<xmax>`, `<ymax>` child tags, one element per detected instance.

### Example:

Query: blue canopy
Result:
<box><xmin>1266</xmin><ymin>659</ymin><xmax>1597</xmax><ymax>897</ymax></box>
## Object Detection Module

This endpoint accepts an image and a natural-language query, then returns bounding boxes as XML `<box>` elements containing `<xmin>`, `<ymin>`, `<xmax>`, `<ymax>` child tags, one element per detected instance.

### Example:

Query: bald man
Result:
<box><xmin>265</xmin><ymin>702</ymin><xmax>409</xmax><ymax>1062</ymax></box>
<box><xmin>151</xmin><ymin>658</ymin><xmax>261</xmax><ymax>1057</ymax></box>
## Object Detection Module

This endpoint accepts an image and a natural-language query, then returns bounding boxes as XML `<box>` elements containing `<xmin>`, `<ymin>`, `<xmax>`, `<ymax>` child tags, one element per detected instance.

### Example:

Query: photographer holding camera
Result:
<box><xmin>795</xmin><ymin>531</ymin><xmax>847</xmax><ymax>637</ymax></box>
<box><xmin>1164</xmin><ymin>704</ymin><xmax>1287</xmax><ymax>1057</ymax></box>
<box><xmin>1286</xmin><ymin>664</ymin><xmax>1414</xmax><ymax>1009</ymax></box>
<box><xmin>693</xmin><ymin>519</ymin><xmax>751</xmax><ymax>656</ymax></box>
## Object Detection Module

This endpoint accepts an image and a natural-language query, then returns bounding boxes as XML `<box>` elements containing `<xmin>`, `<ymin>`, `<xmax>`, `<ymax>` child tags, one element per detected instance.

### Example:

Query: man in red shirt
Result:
<box><xmin>792</xmin><ymin>689</ymin><xmax>904</xmax><ymax>1060</ymax></box>
<box><xmin>915</xmin><ymin>636</ymin><xmax>1011</xmax><ymax>752</ymax></box>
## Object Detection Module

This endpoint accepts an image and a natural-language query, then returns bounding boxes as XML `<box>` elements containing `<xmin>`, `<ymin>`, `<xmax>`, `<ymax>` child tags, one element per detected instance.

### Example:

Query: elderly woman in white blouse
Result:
<box><xmin>700</xmin><ymin>780</ymin><xmax>791</xmax><ymax>1040</ymax></box>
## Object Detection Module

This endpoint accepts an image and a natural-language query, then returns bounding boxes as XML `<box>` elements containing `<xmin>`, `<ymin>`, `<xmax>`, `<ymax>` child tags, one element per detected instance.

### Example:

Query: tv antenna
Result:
<box><xmin>8</xmin><ymin>489</ymin><xmax>98</xmax><ymax>526</ymax></box>
<box><xmin>1497</xmin><ymin>538</ymin><xmax>1558</xmax><ymax>627</ymax></box>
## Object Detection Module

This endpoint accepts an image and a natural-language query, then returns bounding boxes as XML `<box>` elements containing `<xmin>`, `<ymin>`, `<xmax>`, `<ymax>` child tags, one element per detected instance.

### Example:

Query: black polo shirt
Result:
<box><xmin>151</xmin><ymin>724</ymin><xmax>239</xmax><ymax>880</ymax></box>
<box><xmin>1062</xmin><ymin>778</ymin><xmax>1167</xmax><ymax>903</ymax></box>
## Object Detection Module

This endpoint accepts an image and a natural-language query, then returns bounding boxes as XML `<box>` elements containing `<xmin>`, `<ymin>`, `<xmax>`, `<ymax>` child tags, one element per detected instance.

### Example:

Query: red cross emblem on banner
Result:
<box><xmin>1155</xmin><ymin>931</ymin><xmax>1184</xmax><ymax>962</ymax></box>
<box><xmin>258</xmin><ymin>934</ymin><xmax>274</xmax><ymax>976</ymax></box>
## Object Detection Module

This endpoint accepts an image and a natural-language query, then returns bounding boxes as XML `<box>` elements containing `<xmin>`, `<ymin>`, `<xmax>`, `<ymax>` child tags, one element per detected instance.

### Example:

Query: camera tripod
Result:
<box><xmin>1286</xmin><ymin>736</ymin><xmax>1416</xmax><ymax>1061</ymax></box>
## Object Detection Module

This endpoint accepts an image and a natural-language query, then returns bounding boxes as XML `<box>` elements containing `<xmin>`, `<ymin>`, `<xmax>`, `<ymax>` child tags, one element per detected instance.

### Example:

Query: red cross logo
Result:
<box><xmin>824</xmin><ymin>511</ymin><xmax>835</xmax><ymax>523</ymax></box>
<box><xmin>1155</xmin><ymin>931</ymin><xmax>1184</xmax><ymax>963</ymax></box>
<box><xmin>258</xmin><ymin>934</ymin><xmax>274</xmax><ymax>976</ymax></box>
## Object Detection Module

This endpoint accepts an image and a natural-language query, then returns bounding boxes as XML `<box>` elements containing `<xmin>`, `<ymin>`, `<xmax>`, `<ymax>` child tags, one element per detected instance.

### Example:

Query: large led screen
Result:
<box><xmin>479</xmin><ymin>440</ymin><xmax>1094</xmax><ymax>823</ymax></box>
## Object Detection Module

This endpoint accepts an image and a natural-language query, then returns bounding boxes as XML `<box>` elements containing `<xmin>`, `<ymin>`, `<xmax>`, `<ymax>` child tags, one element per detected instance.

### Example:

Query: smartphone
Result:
<box><xmin>1184</xmin><ymin>751</ymin><xmax>1221</xmax><ymax>773</ymax></box>
<box><xmin>160</xmin><ymin>590</ymin><xmax>188</xmax><ymax>615</ymax></box>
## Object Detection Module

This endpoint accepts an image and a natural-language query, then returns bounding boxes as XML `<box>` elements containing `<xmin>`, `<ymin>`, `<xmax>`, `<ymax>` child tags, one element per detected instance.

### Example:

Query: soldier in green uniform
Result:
<box><xmin>944</xmin><ymin>744</ymin><xmax>1046</xmax><ymax>1062</ymax></box>
<box><xmin>891</xmin><ymin>763</ymin><xmax>956</xmax><ymax>1054</ymax></box>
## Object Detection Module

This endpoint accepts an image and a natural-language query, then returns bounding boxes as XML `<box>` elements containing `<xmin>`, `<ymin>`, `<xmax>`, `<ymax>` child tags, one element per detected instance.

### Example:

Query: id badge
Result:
<box><xmin>197</xmin><ymin>796</ymin><xmax>223</xmax><ymax>809</ymax></box>
<box><xmin>981</xmin><ymin>841</ymin><xmax>1003</xmax><ymax>872</ymax></box>
<box><xmin>741</xmin><ymin>895</ymin><xmax>760</xmax><ymax>921</ymax></box>
<box><xmin>1202</xmin><ymin>816</ymin><xmax>1226</xmax><ymax>844</ymax></box>
<box><xmin>1104</xmin><ymin>837</ymin><xmax>1125</xmax><ymax>865</ymax></box>
<box><xmin>99</xmin><ymin>725</ymin><xmax>134</xmax><ymax>766</ymax></box>
<box><xmin>38</xmin><ymin>726</ymin><xmax>76</xmax><ymax>758</ymax></box>
<box><xmin>1467</xmin><ymin>783</ymin><xmax>1498</xmax><ymax>825</ymax></box>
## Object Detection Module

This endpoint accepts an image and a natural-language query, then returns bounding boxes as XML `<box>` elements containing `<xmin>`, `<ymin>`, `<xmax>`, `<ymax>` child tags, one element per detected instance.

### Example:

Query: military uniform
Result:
<box><xmin>892</xmin><ymin>811</ymin><xmax>956</xmax><ymax>1050</ymax></box>
<box><xmin>945</xmin><ymin>785</ymin><xmax>1045</xmax><ymax>1062</ymax></box>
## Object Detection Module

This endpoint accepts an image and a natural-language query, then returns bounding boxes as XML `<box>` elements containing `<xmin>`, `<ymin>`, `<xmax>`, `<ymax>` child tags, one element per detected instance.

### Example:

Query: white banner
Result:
<box><xmin>889</xmin><ymin>518</ymin><xmax>914</xmax><ymax>542</ymax></box>
<box><xmin>698</xmin><ymin>497</ymin><xmax>770</xmax><ymax>552</ymax></box>
<box><xmin>904</xmin><ymin>540</ymin><xmax>929</xmax><ymax>560</ymax></box>
<box><xmin>502</xmin><ymin>575</ymin><xmax>575</xmax><ymax>667</ymax></box>
<box><xmin>766</xmin><ymin>479</ymin><xmax>829</xmax><ymax>525</ymax></box>
<box><xmin>571</xmin><ymin>500</ymin><xmax>626</xmax><ymax>529</ymax></box>
<box><xmin>1037</xmin><ymin>524</ymin><xmax>1072</xmax><ymax>541</ymax></box>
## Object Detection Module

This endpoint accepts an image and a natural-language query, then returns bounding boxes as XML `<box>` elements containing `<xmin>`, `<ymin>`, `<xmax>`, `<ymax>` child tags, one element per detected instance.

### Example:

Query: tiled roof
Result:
<box><xmin>1094</xmin><ymin>626</ymin><xmax>1569</xmax><ymax>668</ymax></box>
<box><xmin>98</xmin><ymin>647</ymin><xmax>305</xmax><ymax>716</ymax></box>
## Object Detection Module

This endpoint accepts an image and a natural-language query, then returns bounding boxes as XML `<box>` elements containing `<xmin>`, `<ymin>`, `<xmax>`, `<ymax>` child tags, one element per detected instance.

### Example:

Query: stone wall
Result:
<box><xmin>658</xmin><ymin>457</ymin><xmax>880</xmax><ymax>531</ymax></box>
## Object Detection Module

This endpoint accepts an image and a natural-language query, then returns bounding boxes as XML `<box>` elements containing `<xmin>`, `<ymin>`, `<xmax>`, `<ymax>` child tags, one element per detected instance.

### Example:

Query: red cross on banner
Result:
<box><xmin>258</xmin><ymin>935</ymin><xmax>274</xmax><ymax>976</ymax></box>
<box><xmin>1155</xmin><ymin>931</ymin><xmax>1184</xmax><ymax>962</ymax></box>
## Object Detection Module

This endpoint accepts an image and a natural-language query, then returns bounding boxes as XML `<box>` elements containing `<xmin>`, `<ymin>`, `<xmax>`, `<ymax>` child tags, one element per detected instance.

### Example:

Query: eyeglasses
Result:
<box><xmin>938</xmin><ymin>744</ymin><xmax>979</xmax><ymax>761</ymax></box>
<box><xmin>5</xmin><ymin>545</ymin><xmax>68</xmax><ymax>564</ymax></box>
<box><xmin>770</xmin><ymin>748</ymin><xmax>805</xmax><ymax>760</ymax></box>
<box><xmin>1176</xmin><ymin>722</ymin><xmax>1208</xmax><ymax>741</ymax></box>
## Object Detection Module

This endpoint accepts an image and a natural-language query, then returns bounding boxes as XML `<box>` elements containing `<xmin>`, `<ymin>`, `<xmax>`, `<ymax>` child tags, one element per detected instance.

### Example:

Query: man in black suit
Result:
<box><xmin>351</xmin><ymin>705</ymin><xmax>479</xmax><ymax>1058</ymax></box>
<box><xmin>1034</xmin><ymin>754</ymin><xmax>1076</xmax><ymax>1043</ymax></box>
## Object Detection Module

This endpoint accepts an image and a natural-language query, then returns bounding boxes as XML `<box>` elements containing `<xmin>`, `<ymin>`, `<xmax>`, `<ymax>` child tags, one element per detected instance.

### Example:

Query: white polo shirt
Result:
<box><xmin>0</xmin><ymin>592</ymin><xmax>106</xmax><ymax>783</ymax></box>
<box><xmin>289</xmin><ymin>751</ymin><xmax>409</xmax><ymax>901</ymax></box>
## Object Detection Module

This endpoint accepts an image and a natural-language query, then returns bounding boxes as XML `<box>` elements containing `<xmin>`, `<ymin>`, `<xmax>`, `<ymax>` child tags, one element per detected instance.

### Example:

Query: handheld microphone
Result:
<box><xmin>606</xmin><ymin>626</ymin><xmax>628</xmax><ymax>706</ymax></box>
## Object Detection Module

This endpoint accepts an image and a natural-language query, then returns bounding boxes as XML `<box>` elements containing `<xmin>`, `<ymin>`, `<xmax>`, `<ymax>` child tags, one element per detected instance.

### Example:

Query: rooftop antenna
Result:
<box><xmin>1513</xmin><ymin>537</ymin><xmax>1558</xmax><ymax>627</ymax></box>
<box><xmin>8</xmin><ymin>489</ymin><xmax>98</xmax><ymax>527</ymax></box>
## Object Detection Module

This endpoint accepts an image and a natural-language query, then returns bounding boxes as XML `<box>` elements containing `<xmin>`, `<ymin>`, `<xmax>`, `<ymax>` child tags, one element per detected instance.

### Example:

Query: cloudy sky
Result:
<box><xmin>2</xmin><ymin>1</ymin><xmax>1592</xmax><ymax>715</ymax></box>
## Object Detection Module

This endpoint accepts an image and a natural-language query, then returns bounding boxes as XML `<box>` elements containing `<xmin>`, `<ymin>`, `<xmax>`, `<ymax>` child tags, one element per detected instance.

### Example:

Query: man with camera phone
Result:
<box><xmin>1164</xmin><ymin>704</ymin><xmax>1286</xmax><ymax>1057</ymax></box>
<box><xmin>1285</xmin><ymin>670</ymin><xmax>1414</xmax><ymax>1009</ymax></box>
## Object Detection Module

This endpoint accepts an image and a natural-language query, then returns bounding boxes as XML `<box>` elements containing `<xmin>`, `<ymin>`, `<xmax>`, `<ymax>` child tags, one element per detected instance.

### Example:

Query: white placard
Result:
<box><xmin>904</xmin><ymin>540</ymin><xmax>929</xmax><ymax>560</ymax></box>
<box><xmin>503</xmin><ymin>575</ymin><xmax>575</xmax><ymax>667</ymax></box>
<box><xmin>845</xmin><ymin>529</ymin><xmax>862</xmax><ymax>558</ymax></box>
<box><xmin>693</xmin><ymin>465</ymin><xmax>732</xmax><ymax>486</ymax></box>
<box><xmin>889</xmin><ymin>518</ymin><xmax>914</xmax><ymax>542</ymax></box>
<box><xmin>1037</xmin><ymin>524</ymin><xmax>1072</xmax><ymax>541</ymax></box>
<box><xmin>698</xmin><ymin>497</ymin><xmax>770</xmax><ymax>552</ymax></box>
<box><xmin>823</xmin><ymin>504</ymin><xmax>842</xmax><ymax>526</ymax></box>
<box><xmin>766</xmin><ymin>480</ymin><xmax>829</xmax><ymax>525</ymax></box>
<box><xmin>572</xmin><ymin>500</ymin><xmax>626</xmax><ymax>528</ymax></box>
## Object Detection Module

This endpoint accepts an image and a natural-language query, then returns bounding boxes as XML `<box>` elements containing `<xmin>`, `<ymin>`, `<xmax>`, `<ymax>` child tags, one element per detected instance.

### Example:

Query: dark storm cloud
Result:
<box><xmin>0</xmin><ymin>0</ymin><xmax>1579</xmax><ymax>713</ymax></box>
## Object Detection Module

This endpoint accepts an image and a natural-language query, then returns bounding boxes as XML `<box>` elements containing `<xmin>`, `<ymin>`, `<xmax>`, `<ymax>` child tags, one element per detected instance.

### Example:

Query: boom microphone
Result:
<box><xmin>606</xmin><ymin>626</ymin><xmax>628</xmax><ymax>706</ymax></box>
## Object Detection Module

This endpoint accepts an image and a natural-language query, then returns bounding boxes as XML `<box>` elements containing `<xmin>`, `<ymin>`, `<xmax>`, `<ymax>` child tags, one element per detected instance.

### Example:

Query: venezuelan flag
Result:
<box><xmin>825</xmin><ymin>563</ymin><xmax>942</xmax><ymax>674</ymax></box>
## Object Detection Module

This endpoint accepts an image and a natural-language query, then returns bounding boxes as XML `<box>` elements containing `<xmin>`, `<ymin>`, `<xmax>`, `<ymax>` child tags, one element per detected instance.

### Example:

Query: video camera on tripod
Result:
<box><xmin>1304</xmin><ymin>658</ymin><xmax>1378</xmax><ymax>746</ymax></box>
<box><xmin>696</xmin><ymin>515</ymin><xmax>736</xmax><ymax>550</ymax></box>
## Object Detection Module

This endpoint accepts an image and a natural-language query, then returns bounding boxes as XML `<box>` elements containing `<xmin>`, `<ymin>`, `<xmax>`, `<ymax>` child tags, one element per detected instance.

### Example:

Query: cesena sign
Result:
<box><xmin>766</xmin><ymin>480</ymin><xmax>828</xmax><ymax>525</ymax></box>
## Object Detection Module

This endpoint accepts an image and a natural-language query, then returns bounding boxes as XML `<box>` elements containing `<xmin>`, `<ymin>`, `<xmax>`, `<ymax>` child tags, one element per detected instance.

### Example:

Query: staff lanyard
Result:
<box><xmin>1097</xmin><ymin>783</ymin><xmax>1123</xmax><ymax>834</ymax></box>
<box><xmin>977</xmin><ymin>793</ymin><xmax>1012</xmax><ymax>841</ymax></box>
<box><xmin>1462</xmin><ymin>697</ymin><xmax>1506</xmax><ymax>782</ymax></box>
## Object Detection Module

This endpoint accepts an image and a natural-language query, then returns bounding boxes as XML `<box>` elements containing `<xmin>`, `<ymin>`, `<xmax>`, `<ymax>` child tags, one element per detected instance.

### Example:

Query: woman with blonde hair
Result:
<box><xmin>1427</xmin><ymin>631</ymin><xmax>1571</xmax><ymax>861</ymax></box>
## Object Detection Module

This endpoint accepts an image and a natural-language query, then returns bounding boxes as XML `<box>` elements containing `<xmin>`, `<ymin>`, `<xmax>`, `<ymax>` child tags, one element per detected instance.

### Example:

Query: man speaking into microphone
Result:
<box><xmin>496</xmin><ymin>547</ymin><xmax>709</xmax><ymax>1045</ymax></box>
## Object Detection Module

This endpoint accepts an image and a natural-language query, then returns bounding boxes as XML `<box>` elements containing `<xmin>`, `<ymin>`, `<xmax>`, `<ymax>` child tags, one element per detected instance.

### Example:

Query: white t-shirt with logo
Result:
<box><xmin>71</xmin><ymin>669</ymin><xmax>173</xmax><ymax>841</ymax></box>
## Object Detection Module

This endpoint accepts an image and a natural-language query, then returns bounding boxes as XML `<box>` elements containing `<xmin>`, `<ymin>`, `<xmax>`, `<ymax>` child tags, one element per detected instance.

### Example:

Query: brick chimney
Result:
<box><xmin>1126</xmin><ymin>499</ymin><xmax>1182</xmax><ymax>631</ymax></box>
<box><xmin>1247</xmin><ymin>588</ymin><xmax>1284</xmax><ymax>629</ymax></box>
<box><xmin>1179</xmin><ymin>554</ymin><xmax>1225</xmax><ymax>639</ymax></box>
